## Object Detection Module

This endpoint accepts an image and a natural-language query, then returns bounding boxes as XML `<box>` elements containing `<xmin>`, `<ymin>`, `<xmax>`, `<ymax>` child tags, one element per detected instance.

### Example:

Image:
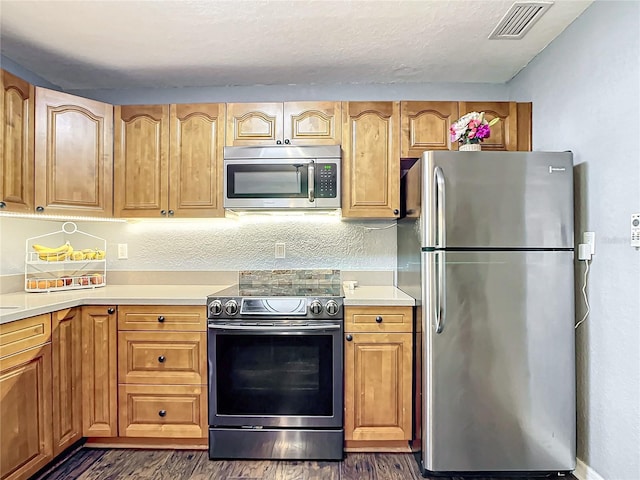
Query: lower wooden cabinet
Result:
<box><xmin>52</xmin><ymin>308</ymin><xmax>82</xmax><ymax>456</ymax></box>
<box><xmin>344</xmin><ymin>306</ymin><xmax>413</xmax><ymax>444</ymax></box>
<box><xmin>81</xmin><ymin>306</ymin><xmax>118</xmax><ymax>437</ymax></box>
<box><xmin>0</xmin><ymin>317</ymin><xmax>52</xmax><ymax>480</ymax></box>
<box><xmin>118</xmin><ymin>384</ymin><xmax>207</xmax><ymax>438</ymax></box>
<box><xmin>117</xmin><ymin>305</ymin><xmax>208</xmax><ymax>439</ymax></box>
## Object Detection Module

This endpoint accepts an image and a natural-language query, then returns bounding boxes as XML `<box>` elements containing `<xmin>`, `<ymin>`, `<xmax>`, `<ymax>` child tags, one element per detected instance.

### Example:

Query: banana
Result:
<box><xmin>34</xmin><ymin>242</ymin><xmax>74</xmax><ymax>261</ymax></box>
<box><xmin>94</xmin><ymin>250</ymin><xmax>106</xmax><ymax>260</ymax></box>
<box><xmin>32</xmin><ymin>241</ymin><xmax>72</xmax><ymax>255</ymax></box>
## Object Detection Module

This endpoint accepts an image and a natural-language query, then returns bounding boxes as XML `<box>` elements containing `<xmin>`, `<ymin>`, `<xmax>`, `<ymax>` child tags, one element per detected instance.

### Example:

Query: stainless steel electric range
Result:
<box><xmin>206</xmin><ymin>284</ymin><xmax>344</xmax><ymax>460</ymax></box>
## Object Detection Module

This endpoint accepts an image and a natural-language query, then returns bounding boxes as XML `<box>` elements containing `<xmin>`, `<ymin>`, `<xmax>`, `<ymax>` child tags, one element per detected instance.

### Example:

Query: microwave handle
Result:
<box><xmin>308</xmin><ymin>160</ymin><xmax>315</xmax><ymax>203</ymax></box>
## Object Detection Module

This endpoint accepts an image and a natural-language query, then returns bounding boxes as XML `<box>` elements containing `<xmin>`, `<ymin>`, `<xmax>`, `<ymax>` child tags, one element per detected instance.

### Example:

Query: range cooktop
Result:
<box><xmin>207</xmin><ymin>283</ymin><xmax>343</xmax><ymax>319</ymax></box>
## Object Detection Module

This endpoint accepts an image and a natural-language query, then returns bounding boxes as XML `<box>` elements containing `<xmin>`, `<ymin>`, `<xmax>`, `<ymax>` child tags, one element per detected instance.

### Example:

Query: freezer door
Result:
<box><xmin>421</xmin><ymin>250</ymin><xmax>576</xmax><ymax>473</ymax></box>
<box><xmin>420</xmin><ymin>151</ymin><xmax>574</xmax><ymax>249</ymax></box>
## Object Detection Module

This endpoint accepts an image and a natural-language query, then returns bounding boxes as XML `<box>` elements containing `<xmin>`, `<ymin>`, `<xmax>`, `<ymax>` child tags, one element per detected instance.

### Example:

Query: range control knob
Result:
<box><xmin>209</xmin><ymin>300</ymin><xmax>222</xmax><ymax>316</ymax></box>
<box><xmin>326</xmin><ymin>300</ymin><xmax>339</xmax><ymax>316</ymax></box>
<box><xmin>309</xmin><ymin>300</ymin><xmax>323</xmax><ymax>315</ymax></box>
<box><xmin>224</xmin><ymin>300</ymin><xmax>239</xmax><ymax>316</ymax></box>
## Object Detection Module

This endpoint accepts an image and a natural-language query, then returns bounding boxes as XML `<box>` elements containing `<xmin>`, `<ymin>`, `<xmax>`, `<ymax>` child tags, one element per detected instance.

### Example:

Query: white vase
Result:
<box><xmin>459</xmin><ymin>143</ymin><xmax>481</xmax><ymax>151</ymax></box>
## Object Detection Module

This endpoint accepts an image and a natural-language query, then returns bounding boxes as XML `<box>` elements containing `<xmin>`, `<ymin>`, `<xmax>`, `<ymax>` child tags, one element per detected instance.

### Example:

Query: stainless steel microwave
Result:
<box><xmin>223</xmin><ymin>145</ymin><xmax>341</xmax><ymax>210</ymax></box>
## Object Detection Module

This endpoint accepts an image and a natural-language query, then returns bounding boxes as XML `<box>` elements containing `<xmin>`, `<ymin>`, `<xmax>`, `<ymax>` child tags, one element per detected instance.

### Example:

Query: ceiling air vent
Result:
<box><xmin>489</xmin><ymin>1</ymin><xmax>553</xmax><ymax>39</ymax></box>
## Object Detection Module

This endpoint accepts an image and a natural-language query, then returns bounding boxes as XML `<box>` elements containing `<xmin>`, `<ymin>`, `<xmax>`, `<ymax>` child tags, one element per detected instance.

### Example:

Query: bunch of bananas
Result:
<box><xmin>70</xmin><ymin>248</ymin><xmax>106</xmax><ymax>261</ymax></box>
<box><xmin>32</xmin><ymin>243</ymin><xmax>106</xmax><ymax>262</ymax></box>
<box><xmin>32</xmin><ymin>242</ymin><xmax>73</xmax><ymax>261</ymax></box>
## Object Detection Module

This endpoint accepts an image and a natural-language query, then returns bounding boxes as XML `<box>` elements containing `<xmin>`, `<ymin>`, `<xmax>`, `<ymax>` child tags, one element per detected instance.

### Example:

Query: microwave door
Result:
<box><xmin>224</xmin><ymin>159</ymin><xmax>315</xmax><ymax>209</ymax></box>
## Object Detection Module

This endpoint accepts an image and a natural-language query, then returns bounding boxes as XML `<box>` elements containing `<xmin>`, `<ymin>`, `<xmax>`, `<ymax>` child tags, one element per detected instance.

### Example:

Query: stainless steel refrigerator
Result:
<box><xmin>397</xmin><ymin>151</ymin><xmax>576</xmax><ymax>475</ymax></box>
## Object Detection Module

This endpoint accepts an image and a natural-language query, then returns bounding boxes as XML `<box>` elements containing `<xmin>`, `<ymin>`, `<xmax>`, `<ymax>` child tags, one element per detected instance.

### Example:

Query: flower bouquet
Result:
<box><xmin>450</xmin><ymin>111</ymin><xmax>499</xmax><ymax>150</ymax></box>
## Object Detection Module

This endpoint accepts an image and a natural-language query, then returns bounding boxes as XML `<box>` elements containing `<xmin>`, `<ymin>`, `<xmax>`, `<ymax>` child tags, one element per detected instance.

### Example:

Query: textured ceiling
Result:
<box><xmin>0</xmin><ymin>0</ymin><xmax>593</xmax><ymax>90</ymax></box>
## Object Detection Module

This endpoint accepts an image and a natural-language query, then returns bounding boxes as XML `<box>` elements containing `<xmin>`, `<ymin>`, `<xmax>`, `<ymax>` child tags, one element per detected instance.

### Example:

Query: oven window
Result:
<box><xmin>227</xmin><ymin>164</ymin><xmax>308</xmax><ymax>198</ymax></box>
<box><xmin>216</xmin><ymin>334</ymin><xmax>334</xmax><ymax>416</ymax></box>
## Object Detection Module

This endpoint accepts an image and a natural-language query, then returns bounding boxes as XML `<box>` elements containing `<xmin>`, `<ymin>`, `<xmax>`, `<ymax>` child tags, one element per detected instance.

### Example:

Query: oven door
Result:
<box><xmin>208</xmin><ymin>321</ymin><xmax>343</xmax><ymax>429</ymax></box>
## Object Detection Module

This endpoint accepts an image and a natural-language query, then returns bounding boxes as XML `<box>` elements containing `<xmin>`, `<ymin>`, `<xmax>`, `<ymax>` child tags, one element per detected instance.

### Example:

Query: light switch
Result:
<box><xmin>117</xmin><ymin>243</ymin><xmax>128</xmax><ymax>259</ymax></box>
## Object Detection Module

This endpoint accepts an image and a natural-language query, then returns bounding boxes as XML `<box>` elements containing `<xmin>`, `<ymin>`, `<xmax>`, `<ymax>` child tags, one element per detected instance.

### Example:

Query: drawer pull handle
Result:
<box><xmin>107</xmin><ymin>308</ymin><xmax>115</xmax><ymax>314</ymax></box>
<box><xmin>375</xmin><ymin>316</ymin><xmax>383</xmax><ymax>323</ymax></box>
<box><xmin>157</xmin><ymin>316</ymin><xmax>165</xmax><ymax>323</ymax></box>
<box><xmin>346</xmin><ymin>334</ymin><xmax>353</xmax><ymax>341</ymax></box>
<box><xmin>158</xmin><ymin>410</ymin><xmax>167</xmax><ymax>417</ymax></box>
<box><xmin>158</xmin><ymin>355</ymin><xmax>166</xmax><ymax>363</ymax></box>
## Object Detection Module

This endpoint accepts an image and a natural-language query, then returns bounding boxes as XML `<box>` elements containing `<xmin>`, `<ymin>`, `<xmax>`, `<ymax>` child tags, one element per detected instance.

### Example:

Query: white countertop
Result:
<box><xmin>343</xmin><ymin>286</ymin><xmax>415</xmax><ymax>307</ymax></box>
<box><xmin>0</xmin><ymin>284</ymin><xmax>414</xmax><ymax>324</ymax></box>
<box><xmin>0</xmin><ymin>285</ymin><xmax>232</xmax><ymax>324</ymax></box>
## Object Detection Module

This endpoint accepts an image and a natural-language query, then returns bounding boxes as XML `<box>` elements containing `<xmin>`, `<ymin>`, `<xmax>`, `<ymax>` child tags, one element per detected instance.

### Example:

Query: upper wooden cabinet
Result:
<box><xmin>402</xmin><ymin>101</ymin><xmax>532</xmax><ymax>157</ymax></box>
<box><xmin>114</xmin><ymin>103</ymin><xmax>224</xmax><ymax>218</ymax></box>
<box><xmin>458</xmin><ymin>101</ymin><xmax>518</xmax><ymax>151</ymax></box>
<box><xmin>401</xmin><ymin>101</ymin><xmax>459</xmax><ymax>157</ymax></box>
<box><xmin>34</xmin><ymin>87</ymin><xmax>113</xmax><ymax>216</ymax></box>
<box><xmin>0</xmin><ymin>69</ymin><xmax>35</xmax><ymax>213</ymax></box>
<box><xmin>341</xmin><ymin>101</ymin><xmax>400</xmax><ymax>219</ymax></box>
<box><xmin>226</xmin><ymin>102</ymin><xmax>341</xmax><ymax>146</ymax></box>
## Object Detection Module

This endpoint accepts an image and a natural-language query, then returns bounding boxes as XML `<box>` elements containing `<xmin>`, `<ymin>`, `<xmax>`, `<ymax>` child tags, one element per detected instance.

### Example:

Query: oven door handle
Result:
<box><xmin>208</xmin><ymin>323</ymin><xmax>341</xmax><ymax>331</ymax></box>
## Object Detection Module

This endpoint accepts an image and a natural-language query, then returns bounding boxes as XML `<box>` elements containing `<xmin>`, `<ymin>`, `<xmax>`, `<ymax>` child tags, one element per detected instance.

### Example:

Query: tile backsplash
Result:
<box><xmin>239</xmin><ymin>269</ymin><xmax>341</xmax><ymax>286</ymax></box>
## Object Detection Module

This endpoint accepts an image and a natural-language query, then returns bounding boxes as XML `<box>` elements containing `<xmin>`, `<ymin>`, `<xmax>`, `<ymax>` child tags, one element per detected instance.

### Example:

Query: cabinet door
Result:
<box><xmin>458</xmin><ymin>101</ymin><xmax>518</xmax><ymax>151</ymax></box>
<box><xmin>516</xmin><ymin>102</ymin><xmax>532</xmax><ymax>151</ymax></box>
<box><xmin>34</xmin><ymin>87</ymin><xmax>113</xmax><ymax>216</ymax></box>
<box><xmin>225</xmin><ymin>103</ymin><xmax>283</xmax><ymax>146</ymax></box>
<box><xmin>52</xmin><ymin>308</ymin><xmax>82</xmax><ymax>456</ymax></box>
<box><xmin>0</xmin><ymin>70</ymin><xmax>34</xmax><ymax>213</ymax></box>
<box><xmin>81</xmin><ymin>306</ymin><xmax>117</xmax><ymax>437</ymax></box>
<box><xmin>342</xmin><ymin>101</ymin><xmax>400</xmax><ymax>218</ymax></box>
<box><xmin>169</xmin><ymin>104</ymin><xmax>224</xmax><ymax>217</ymax></box>
<box><xmin>114</xmin><ymin>105</ymin><xmax>170</xmax><ymax>217</ymax></box>
<box><xmin>0</xmin><ymin>344</ymin><xmax>52</xmax><ymax>480</ymax></box>
<box><xmin>401</xmin><ymin>101</ymin><xmax>458</xmax><ymax>156</ymax></box>
<box><xmin>283</xmin><ymin>101</ymin><xmax>341</xmax><ymax>145</ymax></box>
<box><xmin>344</xmin><ymin>332</ymin><xmax>412</xmax><ymax>441</ymax></box>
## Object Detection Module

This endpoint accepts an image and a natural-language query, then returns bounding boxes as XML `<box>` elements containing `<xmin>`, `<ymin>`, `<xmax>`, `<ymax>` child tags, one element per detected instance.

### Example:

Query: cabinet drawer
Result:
<box><xmin>345</xmin><ymin>307</ymin><xmax>413</xmax><ymax>333</ymax></box>
<box><xmin>0</xmin><ymin>313</ymin><xmax>51</xmax><ymax>358</ymax></box>
<box><xmin>118</xmin><ymin>384</ymin><xmax>207</xmax><ymax>438</ymax></box>
<box><xmin>118</xmin><ymin>306</ymin><xmax>206</xmax><ymax>331</ymax></box>
<box><xmin>118</xmin><ymin>331</ymin><xmax>206</xmax><ymax>385</ymax></box>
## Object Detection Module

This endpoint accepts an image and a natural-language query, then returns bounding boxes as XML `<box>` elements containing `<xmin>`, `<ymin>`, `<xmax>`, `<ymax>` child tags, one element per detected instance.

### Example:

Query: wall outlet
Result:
<box><xmin>117</xmin><ymin>243</ymin><xmax>128</xmax><ymax>259</ymax></box>
<box><xmin>583</xmin><ymin>231</ymin><xmax>595</xmax><ymax>255</ymax></box>
<box><xmin>275</xmin><ymin>243</ymin><xmax>285</xmax><ymax>259</ymax></box>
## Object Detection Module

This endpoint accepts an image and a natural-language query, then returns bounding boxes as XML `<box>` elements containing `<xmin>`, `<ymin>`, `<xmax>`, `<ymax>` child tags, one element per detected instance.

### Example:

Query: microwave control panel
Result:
<box><xmin>316</xmin><ymin>163</ymin><xmax>337</xmax><ymax>198</ymax></box>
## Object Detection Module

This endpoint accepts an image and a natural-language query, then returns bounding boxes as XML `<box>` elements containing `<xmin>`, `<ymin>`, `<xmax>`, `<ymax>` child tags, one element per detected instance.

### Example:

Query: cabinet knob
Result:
<box><xmin>0</xmin><ymin>201</ymin><xmax>6</xmax><ymax>208</ymax></box>
<box><xmin>158</xmin><ymin>410</ymin><xmax>167</xmax><ymax>417</ymax></box>
<box><xmin>375</xmin><ymin>316</ymin><xmax>383</xmax><ymax>323</ymax></box>
<box><xmin>157</xmin><ymin>316</ymin><xmax>165</xmax><ymax>323</ymax></box>
<box><xmin>346</xmin><ymin>334</ymin><xmax>353</xmax><ymax>341</ymax></box>
<box><xmin>36</xmin><ymin>206</ymin><xmax>44</xmax><ymax>212</ymax></box>
<box><xmin>284</xmin><ymin>139</ymin><xmax>291</xmax><ymax>145</ymax></box>
<box><xmin>158</xmin><ymin>355</ymin><xmax>166</xmax><ymax>363</ymax></box>
<box><xmin>168</xmin><ymin>210</ymin><xmax>174</xmax><ymax>216</ymax></box>
<box><xmin>107</xmin><ymin>308</ymin><xmax>115</xmax><ymax>314</ymax></box>
<box><xmin>276</xmin><ymin>140</ymin><xmax>282</xmax><ymax>145</ymax></box>
<box><xmin>393</xmin><ymin>209</ymin><xmax>399</xmax><ymax>215</ymax></box>
<box><xmin>160</xmin><ymin>210</ymin><xmax>167</xmax><ymax>216</ymax></box>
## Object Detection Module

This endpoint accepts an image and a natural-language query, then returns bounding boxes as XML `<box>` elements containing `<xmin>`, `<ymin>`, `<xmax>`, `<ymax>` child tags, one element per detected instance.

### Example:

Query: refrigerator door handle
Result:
<box><xmin>435</xmin><ymin>251</ymin><xmax>446</xmax><ymax>334</ymax></box>
<box><xmin>434</xmin><ymin>166</ymin><xmax>446</xmax><ymax>247</ymax></box>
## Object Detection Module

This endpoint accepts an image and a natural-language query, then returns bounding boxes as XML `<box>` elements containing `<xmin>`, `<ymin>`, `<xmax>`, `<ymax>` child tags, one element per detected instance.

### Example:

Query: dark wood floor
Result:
<box><xmin>33</xmin><ymin>448</ymin><xmax>577</xmax><ymax>480</ymax></box>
